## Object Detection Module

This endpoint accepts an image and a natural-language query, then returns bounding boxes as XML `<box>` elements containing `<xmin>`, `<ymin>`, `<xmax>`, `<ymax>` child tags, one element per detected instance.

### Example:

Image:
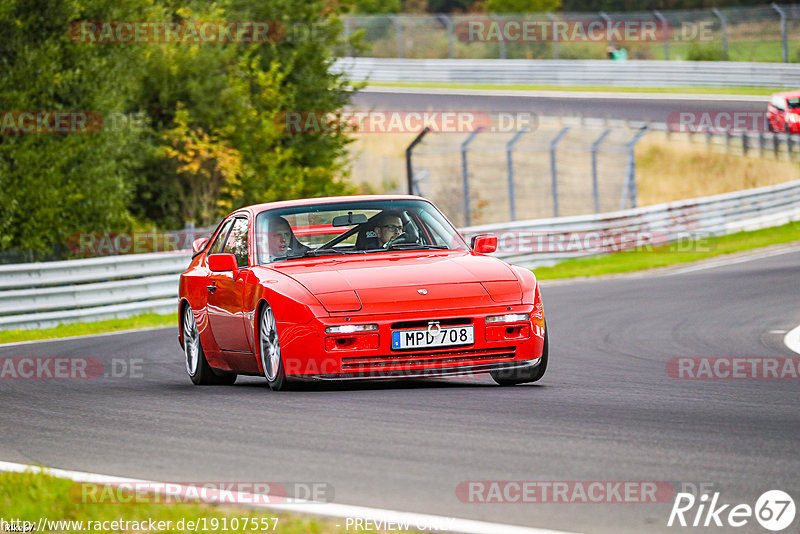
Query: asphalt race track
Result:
<box><xmin>1</xmin><ymin>249</ymin><xmax>798</xmax><ymax>534</ymax></box>
<box><xmin>352</xmin><ymin>88</ymin><xmax>766</xmax><ymax>123</ymax></box>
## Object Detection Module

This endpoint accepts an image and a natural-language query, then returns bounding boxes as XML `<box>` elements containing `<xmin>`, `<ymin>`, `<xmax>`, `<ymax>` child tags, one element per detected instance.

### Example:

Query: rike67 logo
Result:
<box><xmin>668</xmin><ymin>490</ymin><xmax>795</xmax><ymax>531</ymax></box>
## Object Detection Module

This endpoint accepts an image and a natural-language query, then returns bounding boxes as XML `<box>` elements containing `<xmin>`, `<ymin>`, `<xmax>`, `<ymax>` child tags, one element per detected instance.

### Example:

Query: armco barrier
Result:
<box><xmin>0</xmin><ymin>252</ymin><xmax>191</xmax><ymax>330</ymax></box>
<box><xmin>333</xmin><ymin>58</ymin><xmax>800</xmax><ymax>88</ymax></box>
<box><xmin>1</xmin><ymin>180</ymin><xmax>799</xmax><ymax>330</ymax></box>
<box><xmin>462</xmin><ymin>179</ymin><xmax>800</xmax><ymax>268</ymax></box>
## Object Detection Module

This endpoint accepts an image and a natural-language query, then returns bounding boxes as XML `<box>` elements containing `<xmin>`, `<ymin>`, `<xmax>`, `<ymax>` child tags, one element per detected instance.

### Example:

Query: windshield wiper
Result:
<box><xmin>301</xmin><ymin>247</ymin><xmax>346</xmax><ymax>257</ymax></box>
<box><xmin>271</xmin><ymin>248</ymin><xmax>344</xmax><ymax>262</ymax></box>
<box><xmin>383</xmin><ymin>243</ymin><xmax>449</xmax><ymax>251</ymax></box>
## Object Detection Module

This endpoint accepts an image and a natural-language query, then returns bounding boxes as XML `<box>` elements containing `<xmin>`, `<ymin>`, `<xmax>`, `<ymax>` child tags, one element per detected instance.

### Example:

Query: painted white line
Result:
<box><xmin>0</xmin><ymin>461</ymin><xmax>579</xmax><ymax>534</ymax></box>
<box><xmin>769</xmin><ymin>330</ymin><xmax>788</xmax><ymax>334</ymax></box>
<box><xmin>784</xmin><ymin>324</ymin><xmax>800</xmax><ymax>356</ymax></box>
<box><xmin>663</xmin><ymin>246</ymin><xmax>800</xmax><ymax>276</ymax></box>
<box><xmin>362</xmin><ymin>86</ymin><xmax>767</xmax><ymax>102</ymax></box>
<box><xmin>0</xmin><ymin>326</ymin><xmax>174</xmax><ymax>348</ymax></box>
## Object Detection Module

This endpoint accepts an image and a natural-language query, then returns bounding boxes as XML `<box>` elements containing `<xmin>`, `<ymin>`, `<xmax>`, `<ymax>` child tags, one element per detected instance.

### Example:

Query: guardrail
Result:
<box><xmin>1</xmin><ymin>180</ymin><xmax>799</xmax><ymax>330</ymax></box>
<box><xmin>462</xmin><ymin>179</ymin><xmax>800</xmax><ymax>268</ymax></box>
<box><xmin>333</xmin><ymin>58</ymin><xmax>800</xmax><ymax>88</ymax></box>
<box><xmin>0</xmin><ymin>252</ymin><xmax>191</xmax><ymax>330</ymax></box>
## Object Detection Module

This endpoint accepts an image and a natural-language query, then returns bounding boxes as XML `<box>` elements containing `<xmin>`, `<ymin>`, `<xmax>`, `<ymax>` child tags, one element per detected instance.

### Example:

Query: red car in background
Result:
<box><xmin>767</xmin><ymin>90</ymin><xmax>800</xmax><ymax>134</ymax></box>
<box><xmin>178</xmin><ymin>195</ymin><xmax>547</xmax><ymax>390</ymax></box>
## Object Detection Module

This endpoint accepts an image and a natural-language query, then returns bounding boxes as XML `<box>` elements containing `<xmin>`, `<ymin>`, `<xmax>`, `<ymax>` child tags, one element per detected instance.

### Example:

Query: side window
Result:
<box><xmin>223</xmin><ymin>217</ymin><xmax>249</xmax><ymax>268</ymax></box>
<box><xmin>208</xmin><ymin>219</ymin><xmax>234</xmax><ymax>256</ymax></box>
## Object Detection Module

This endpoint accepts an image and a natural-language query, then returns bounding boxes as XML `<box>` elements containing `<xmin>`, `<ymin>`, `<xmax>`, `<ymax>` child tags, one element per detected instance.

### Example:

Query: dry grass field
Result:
<box><xmin>635</xmin><ymin>135</ymin><xmax>800</xmax><ymax>206</ymax></box>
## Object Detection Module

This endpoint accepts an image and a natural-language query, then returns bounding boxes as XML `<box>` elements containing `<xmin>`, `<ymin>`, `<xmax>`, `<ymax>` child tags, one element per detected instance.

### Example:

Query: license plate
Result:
<box><xmin>392</xmin><ymin>326</ymin><xmax>474</xmax><ymax>350</ymax></box>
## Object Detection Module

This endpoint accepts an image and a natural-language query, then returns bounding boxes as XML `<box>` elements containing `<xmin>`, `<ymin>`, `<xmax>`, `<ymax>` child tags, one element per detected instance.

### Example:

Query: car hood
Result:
<box><xmin>273</xmin><ymin>251</ymin><xmax>522</xmax><ymax>314</ymax></box>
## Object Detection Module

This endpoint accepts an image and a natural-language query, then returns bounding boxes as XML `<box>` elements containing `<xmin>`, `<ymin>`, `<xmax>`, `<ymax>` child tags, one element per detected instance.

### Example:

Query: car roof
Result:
<box><xmin>236</xmin><ymin>194</ymin><xmax>428</xmax><ymax>217</ymax></box>
<box><xmin>773</xmin><ymin>90</ymin><xmax>800</xmax><ymax>99</ymax></box>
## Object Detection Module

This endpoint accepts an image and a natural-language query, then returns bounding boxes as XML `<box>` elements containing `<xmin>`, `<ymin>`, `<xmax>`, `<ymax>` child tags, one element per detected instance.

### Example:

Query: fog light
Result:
<box><xmin>486</xmin><ymin>313</ymin><xmax>529</xmax><ymax>324</ymax></box>
<box><xmin>325</xmin><ymin>324</ymin><xmax>378</xmax><ymax>334</ymax></box>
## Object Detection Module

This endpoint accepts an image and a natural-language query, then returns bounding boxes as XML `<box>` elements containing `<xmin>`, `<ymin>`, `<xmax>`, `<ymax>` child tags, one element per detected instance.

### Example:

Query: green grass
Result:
<box><xmin>0</xmin><ymin>469</ymin><xmax>386</xmax><ymax>534</ymax></box>
<box><xmin>0</xmin><ymin>313</ymin><xmax>176</xmax><ymax>345</ymax></box>
<box><xmin>666</xmin><ymin>40</ymin><xmax>787</xmax><ymax>63</ymax></box>
<box><xmin>534</xmin><ymin>221</ymin><xmax>800</xmax><ymax>280</ymax></box>
<box><xmin>368</xmin><ymin>81</ymin><xmax>780</xmax><ymax>96</ymax></box>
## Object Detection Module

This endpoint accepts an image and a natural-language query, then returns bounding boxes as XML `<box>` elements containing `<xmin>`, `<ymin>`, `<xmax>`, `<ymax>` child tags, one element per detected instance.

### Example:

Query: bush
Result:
<box><xmin>686</xmin><ymin>41</ymin><xmax>726</xmax><ymax>61</ymax></box>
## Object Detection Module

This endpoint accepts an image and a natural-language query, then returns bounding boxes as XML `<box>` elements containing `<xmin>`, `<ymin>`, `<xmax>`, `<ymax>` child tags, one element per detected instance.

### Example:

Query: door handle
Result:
<box><xmin>206</xmin><ymin>283</ymin><xmax>217</xmax><ymax>294</ymax></box>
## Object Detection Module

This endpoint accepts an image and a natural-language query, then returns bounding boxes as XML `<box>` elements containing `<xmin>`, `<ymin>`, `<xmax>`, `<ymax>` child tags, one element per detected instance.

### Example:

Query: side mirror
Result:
<box><xmin>471</xmin><ymin>234</ymin><xmax>498</xmax><ymax>254</ymax></box>
<box><xmin>208</xmin><ymin>253</ymin><xmax>239</xmax><ymax>274</ymax></box>
<box><xmin>192</xmin><ymin>238</ymin><xmax>209</xmax><ymax>253</ymax></box>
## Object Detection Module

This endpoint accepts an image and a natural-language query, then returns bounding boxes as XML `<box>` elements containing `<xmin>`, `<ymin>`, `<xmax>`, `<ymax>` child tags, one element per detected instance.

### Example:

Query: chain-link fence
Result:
<box><xmin>343</xmin><ymin>4</ymin><xmax>800</xmax><ymax>62</ymax></box>
<box><xmin>407</xmin><ymin>119</ymin><xmax>644</xmax><ymax>226</ymax></box>
<box><xmin>348</xmin><ymin>115</ymin><xmax>800</xmax><ymax>227</ymax></box>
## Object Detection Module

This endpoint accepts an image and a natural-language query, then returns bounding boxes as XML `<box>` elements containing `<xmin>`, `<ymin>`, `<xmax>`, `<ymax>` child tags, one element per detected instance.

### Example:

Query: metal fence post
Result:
<box><xmin>461</xmin><ymin>127</ymin><xmax>484</xmax><ymax>226</ymax></box>
<box><xmin>599</xmin><ymin>12</ymin><xmax>613</xmax><ymax>48</ymax></box>
<box><xmin>391</xmin><ymin>15</ymin><xmax>404</xmax><ymax>58</ymax></box>
<box><xmin>546</xmin><ymin>13</ymin><xmax>559</xmax><ymax>59</ymax></box>
<box><xmin>343</xmin><ymin>16</ymin><xmax>351</xmax><ymax>57</ymax></box>
<box><xmin>653</xmin><ymin>11</ymin><xmax>669</xmax><ymax>60</ymax></box>
<box><xmin>712</xmin><ymin>8</ymin><xmax>728</xmax><ymax>61</ymax></box>
<box><xmin>591</xmin><ymin>129</ymin><xmax>612</xmax><ymax>213</ymax></box>
<box><xmin>440</xmin><ymin>14</ymin><xmax>454</xmax><ymax>59</ymax></box>
<box><xmin>550</xmin><ymin>127</ymin><xmax>570</xmax><ymax>217</ymax></box>
<box><xmin>622</xmin><ymin>127</ymin><xmax>649</xmax><ymax>210</ymax></box>
<box><xmin>405</xmin><ymin>127</ymin><xmax>430</xmax><ymax>195</ymax></box>
<box><xmin>491</xmin><ymin>14</ymin><xmax>506</xmax><ymax>59</ymax></box>
<box><xmin>772</xmin><ymin>3</ymin><xmax>788</xmax><ymax>63</ymax></box>
<box><xmin>506</xmin><ymin>128</ymin><xmax>529</xmax><ymax>221</ymax></box>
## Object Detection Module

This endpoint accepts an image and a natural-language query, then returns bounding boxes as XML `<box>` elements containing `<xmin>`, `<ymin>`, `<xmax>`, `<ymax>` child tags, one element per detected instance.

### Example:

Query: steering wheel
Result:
<box><xmin>384</xmin><ymin>232</ymin><xmax>417</xmax><ymax>248</ymax></box>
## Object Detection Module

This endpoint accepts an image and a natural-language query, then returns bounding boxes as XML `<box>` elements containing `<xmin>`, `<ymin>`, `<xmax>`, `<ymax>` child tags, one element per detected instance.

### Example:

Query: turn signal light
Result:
<box><xmin>325</xmin><ymin>324</ymin><xmax>378</xmax><ymax>334</ymax></box>
<box><xmin>486</xmin><ymin>313</ymin><xmax>529</xmax><ymax>324</ymax></box>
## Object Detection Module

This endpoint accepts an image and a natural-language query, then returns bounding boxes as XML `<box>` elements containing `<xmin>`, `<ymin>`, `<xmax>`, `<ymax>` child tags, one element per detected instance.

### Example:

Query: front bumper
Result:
<box><xmin>302</xmin><ymin>356</ymin><xmax>542</xmax><ymax>381</ymax></box>
<box><xmin>277</xmin><ymin>304</ymin><xmax>545</xmax><ymax>380</ymax></box>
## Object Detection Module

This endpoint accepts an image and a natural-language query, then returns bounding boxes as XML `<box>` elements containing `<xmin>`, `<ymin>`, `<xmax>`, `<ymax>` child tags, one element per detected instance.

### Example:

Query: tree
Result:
<box><xmin>0</xmin><ymin>0</ymin><xmax>150</xmax><ymax>258</ymax></box>
<box><xmin>162</xmin><ymin>107</ymin><xmax>245</xmax><ymax>227</ymax></box>
<box><xmin>131</xmin><ymin>0</ymin><xmax>359</xmax><ymax>229</ymax></box>
<box><xmin>0</xmin><ymin>0</ymin><xmax>360</xmax><ymax>257</ymax></box>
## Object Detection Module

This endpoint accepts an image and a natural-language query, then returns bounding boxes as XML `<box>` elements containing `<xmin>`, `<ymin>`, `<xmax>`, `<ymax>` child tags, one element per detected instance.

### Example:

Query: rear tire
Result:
<box><xmin>491</xmin><ymin>325</ymin><xmax>548</xmax><ymax>386</ymax></box>
<box><xmin>183</xmin><ymin>305</ymin><xmax>237</xmax><ymax>386</ymax></box>
<box><xmin>259</xmin><ymin>303</ymin><xmax>291</xmax><ymax>391</ymax></box>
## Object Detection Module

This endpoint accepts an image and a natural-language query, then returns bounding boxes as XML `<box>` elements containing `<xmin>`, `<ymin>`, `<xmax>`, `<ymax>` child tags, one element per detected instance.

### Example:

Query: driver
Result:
<box><xmin>373</xmin><ymin>210</ymin><xmax>404</xmax><ymax>248</ymax></box>
<box><xmin>266</xmin><ymin>216</ymin><xmax>307</xmax><ymax>258</ymax></box>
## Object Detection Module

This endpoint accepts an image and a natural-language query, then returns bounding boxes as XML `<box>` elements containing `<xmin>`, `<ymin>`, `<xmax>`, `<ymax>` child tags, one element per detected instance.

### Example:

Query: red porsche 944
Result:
<box><xmin>178</xmin><ymin>195</ymin><xmax>547</xmax><ymax>390</ymax></box>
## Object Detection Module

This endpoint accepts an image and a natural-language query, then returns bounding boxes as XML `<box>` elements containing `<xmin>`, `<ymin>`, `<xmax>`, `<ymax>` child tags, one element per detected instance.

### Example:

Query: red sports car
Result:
<box><xmin>178</xmin><ymin>195</ymin><xmax>547</xmax><ymax>390</ymax></box>
<box><xmin>767</xmin><ymin>90</ymin><xmax>800</xmax><ymax>134</ymax></box>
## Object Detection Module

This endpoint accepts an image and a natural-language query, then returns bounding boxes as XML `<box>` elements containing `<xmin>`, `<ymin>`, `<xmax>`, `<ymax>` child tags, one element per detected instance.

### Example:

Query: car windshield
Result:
<box><xmin>255</xmin><ymin>198</ymin><xmax>468</xmax><ymax>264</ymax></box>
<box><xmin>787</xmin><ymin>98</ymin><xmax>800</xmax><ymax>109</ymax></box>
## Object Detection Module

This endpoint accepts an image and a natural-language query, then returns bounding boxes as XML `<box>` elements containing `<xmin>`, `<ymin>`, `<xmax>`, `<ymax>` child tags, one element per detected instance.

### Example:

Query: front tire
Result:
<box><xmin>183</xmin><ymin>305</ymin><xmax>237</xmax><ymax>386</ymax></box>
<box><xmin>491</xmin><ymin>326</ymin><xmax>548</xmax><ymax>386</ymax></box>
<box><xmin>259</xmin><ymin>303</ymin><xmax>291</xmax><ymax>391</ymax></box>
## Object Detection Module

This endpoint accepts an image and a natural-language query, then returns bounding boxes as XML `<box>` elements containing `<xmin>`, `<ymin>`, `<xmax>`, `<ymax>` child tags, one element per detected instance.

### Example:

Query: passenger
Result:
<box><xmin>266</xmin><ymin>216</ymin><xmax>307</xmax><ymax>258</ymax></box>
